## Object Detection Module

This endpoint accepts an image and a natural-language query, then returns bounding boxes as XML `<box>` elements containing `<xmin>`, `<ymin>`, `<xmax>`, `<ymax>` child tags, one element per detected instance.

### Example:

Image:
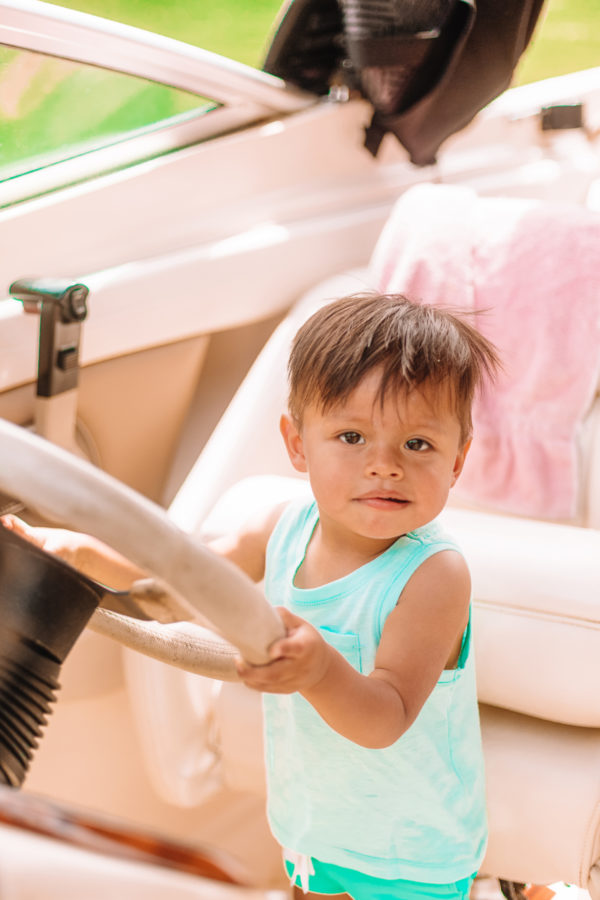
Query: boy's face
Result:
<box><xmin>281</xmin><ymin>368</ymin><xmax>469</xmax><ymax>555</ymax></box>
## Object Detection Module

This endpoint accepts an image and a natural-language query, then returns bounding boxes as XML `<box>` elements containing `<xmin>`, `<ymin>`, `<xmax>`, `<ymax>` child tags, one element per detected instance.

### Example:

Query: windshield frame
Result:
<box><xmin>0</xmin><ymin>0</ymin><xmax>315</xmax><ymax>206</ymax></box>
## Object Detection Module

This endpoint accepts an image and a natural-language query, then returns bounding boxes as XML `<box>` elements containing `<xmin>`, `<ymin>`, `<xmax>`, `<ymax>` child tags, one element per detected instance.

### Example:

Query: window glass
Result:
<box><xmin>0</xmin><ymin>45</ymin><xmax>215</xmax><ymax>181</ymax></box>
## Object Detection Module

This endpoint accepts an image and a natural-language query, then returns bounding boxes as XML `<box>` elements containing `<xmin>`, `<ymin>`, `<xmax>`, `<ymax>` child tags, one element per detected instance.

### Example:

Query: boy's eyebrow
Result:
<box><xmin>323</xmin><ymin>406</ymin><xmax>453</xmax><ymax>434</ymax></box>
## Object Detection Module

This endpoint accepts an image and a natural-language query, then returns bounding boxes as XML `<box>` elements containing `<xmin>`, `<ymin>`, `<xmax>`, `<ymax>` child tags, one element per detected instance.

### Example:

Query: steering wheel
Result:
<box><xmin>0</xmin><ymin>418</ymin><xmax>284</xmax><ymax>680</ymax></box>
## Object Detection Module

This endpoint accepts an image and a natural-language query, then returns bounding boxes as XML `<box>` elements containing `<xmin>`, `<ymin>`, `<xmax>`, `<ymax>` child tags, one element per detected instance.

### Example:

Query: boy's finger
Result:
<box><xmin>236</xmin><ymin>651</ymin><xmax>281</xmax><ymax>675</ymax></box>
<box><xmin>268</xmin><ymin>630</ymin><xmax>306</xmax><ymax>660</ymax></box>
<box><xmin>275</xmin><ymin>606</ymin><xmax>304</xmax><ymax>629</ymax></box>
<box><xmin>0</xmin><ymin>515</ymin><xmax>34</xmax><ymax>540</ymax></box>
<box><xmin>268</xmin><ymin>639</ymin><xmax>286</xmax><ymax>661</ymax></box>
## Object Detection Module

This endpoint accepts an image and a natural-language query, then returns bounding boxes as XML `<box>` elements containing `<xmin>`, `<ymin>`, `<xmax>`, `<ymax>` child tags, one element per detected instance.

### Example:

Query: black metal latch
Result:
<box><xmin>10</xmin><ymin>278</ymin><xmax>89</xmax><ymax>398</ymax></box>
<box><xmin>8</xmin><ymin>278</ymin><xmax>92</xmax><ymax>455</ymax></box>
<box><xmin>540</xmin><ymin>102</ymin><xmax>584</xmax><ymax>132</ymax></box>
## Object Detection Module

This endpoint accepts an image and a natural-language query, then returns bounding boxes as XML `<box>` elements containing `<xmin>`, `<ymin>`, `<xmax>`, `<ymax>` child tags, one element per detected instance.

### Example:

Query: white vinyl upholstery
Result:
<box><xmin>137</xmin><ymin>268</ymin><xmax>600</xmax><ymax>895</ymax></box>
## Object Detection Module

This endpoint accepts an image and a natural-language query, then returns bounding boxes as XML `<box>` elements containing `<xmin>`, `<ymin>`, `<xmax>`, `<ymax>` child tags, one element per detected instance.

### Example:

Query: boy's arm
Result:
<box><xmin>1</xmin><ymin>514</ymin><xmax>145</xmax><ymax>589</ymax></box>
<box><xmin>236</xmin><ymin>549</ymin><xmax>471</xmax><ymax>748</ymax></box>
<box><xmin>2</xmin><ymin>499</ymin><xmax>286</xmax><ymax>590</ymax></box>
<box><xmin>206</xmin><ymin>501</ymin><xmax>287</xmax><ymax>582</ymax></box>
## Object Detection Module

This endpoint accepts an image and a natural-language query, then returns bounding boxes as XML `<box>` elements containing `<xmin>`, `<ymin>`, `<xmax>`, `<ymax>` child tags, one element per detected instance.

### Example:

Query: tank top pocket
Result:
<box><xmin>318</xmin><ymin>627</ymin><xmax>363</xmax><ymax>673</ymax></box>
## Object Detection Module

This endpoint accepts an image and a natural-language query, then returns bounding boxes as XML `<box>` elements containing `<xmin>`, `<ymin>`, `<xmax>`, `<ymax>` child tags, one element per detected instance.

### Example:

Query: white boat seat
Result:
<box><xmin>131</xmin><ymin>221</ymin><xmax>600</xmax><ymax>894</ymax></box>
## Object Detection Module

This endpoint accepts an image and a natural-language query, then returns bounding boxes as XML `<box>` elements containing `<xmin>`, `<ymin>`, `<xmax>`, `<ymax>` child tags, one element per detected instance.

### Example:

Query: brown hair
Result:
<box><xmin>287</xmin><ymin>293</ymin><xmax>500</xmax><ymax>444</ymax></box>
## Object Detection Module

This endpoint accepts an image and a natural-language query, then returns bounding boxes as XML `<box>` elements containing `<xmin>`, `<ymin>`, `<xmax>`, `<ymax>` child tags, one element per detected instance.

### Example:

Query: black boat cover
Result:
<box><xmin>263</xmin><ymin>0</ymin><xmax>546</xmax><ymax>165</ymax></box>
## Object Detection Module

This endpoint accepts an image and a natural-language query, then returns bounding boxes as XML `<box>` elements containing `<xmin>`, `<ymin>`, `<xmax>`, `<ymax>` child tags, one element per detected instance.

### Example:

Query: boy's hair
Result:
<box><xmin>287</xmin><ymin>293</ymin><xmax>500</xmax><ymax>444</ymax></box>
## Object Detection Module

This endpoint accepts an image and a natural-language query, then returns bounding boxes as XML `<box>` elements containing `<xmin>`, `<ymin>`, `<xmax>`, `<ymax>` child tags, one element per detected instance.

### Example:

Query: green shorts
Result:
<box><xmin>284</xmin><ymin>855</ymin><xmax>475</xmax><ymax>899</ymax></box>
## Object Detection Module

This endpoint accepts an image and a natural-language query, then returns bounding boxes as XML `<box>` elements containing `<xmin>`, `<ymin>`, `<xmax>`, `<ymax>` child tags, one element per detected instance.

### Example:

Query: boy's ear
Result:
<box><xmin>280</xmin><ymin>413</ymin><xmax>308</xmax><ymax>473</ymax></box>
<box><xmin>451</xmin><ymin>438</ymin><xmax>471</xmax><ymax>486</ymax></box>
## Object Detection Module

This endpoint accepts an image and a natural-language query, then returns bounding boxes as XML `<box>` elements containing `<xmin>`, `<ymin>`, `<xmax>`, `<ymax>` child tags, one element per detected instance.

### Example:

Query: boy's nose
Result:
<box><xmin>367</xmin><ymin>446</ymin><xmax>404</xmax><ymax>478</ymax></box>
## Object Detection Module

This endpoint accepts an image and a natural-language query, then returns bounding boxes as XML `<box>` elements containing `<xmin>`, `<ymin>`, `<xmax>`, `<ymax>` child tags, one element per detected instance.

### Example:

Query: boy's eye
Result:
<box><xmin>405</xmin><ymin>438</ymin><xmax>431</xmax><ymax>452</ymax></box>
<box><xmin>339</xmin><ymin>431</ymin><xmax>364</xmax><ymax>445</ymax></box>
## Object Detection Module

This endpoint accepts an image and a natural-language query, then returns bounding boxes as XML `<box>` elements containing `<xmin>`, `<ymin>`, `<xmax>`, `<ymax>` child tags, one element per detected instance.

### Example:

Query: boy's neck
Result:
<box><xmin>294</xmin><ymin>517</ymin><xmax>401</xmax><ymax>589</ymax></box>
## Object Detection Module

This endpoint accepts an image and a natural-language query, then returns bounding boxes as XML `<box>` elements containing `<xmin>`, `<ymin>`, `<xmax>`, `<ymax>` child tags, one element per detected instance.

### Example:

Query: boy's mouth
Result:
<box><xmin>356</xmin><ymin>494</ymin><xmax>408</xmax><ymax>508</ymax></box>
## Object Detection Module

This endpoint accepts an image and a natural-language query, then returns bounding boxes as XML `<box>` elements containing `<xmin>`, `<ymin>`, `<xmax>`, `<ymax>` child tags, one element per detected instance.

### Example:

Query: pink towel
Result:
<box><xmin>370</xmin><ymin>184</ymin><xmax>600</xmax><ymax>520</ymax></box>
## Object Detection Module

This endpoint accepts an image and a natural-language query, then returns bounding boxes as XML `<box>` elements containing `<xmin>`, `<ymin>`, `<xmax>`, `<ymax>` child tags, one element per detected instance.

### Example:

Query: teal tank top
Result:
<box><xmin>262</xmin><ymin>499</ymin><xmax>488</xmax><ymax>883</ymax></box>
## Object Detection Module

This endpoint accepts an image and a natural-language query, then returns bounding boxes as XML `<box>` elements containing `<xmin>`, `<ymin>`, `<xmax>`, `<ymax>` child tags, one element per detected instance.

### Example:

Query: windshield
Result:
<box><xmin>0</xmin><ymin>45</ymin><xmax>215</xmax><ymax>183</ymax></box>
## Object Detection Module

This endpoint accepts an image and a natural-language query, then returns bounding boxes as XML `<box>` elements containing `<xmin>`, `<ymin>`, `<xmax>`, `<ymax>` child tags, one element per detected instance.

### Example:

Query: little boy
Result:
<box><xmin>4</xmin><ymin>293</ymin><xmax>499</xmax><ymax>900</ymax></box>
<box><xmin>222</xmin><ymin>292</ymin><xmax>499</xmax><ymax>899</ymax></box>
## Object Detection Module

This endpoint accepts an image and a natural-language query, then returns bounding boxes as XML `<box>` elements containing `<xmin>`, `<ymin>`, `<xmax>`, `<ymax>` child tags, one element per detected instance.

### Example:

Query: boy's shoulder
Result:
<box><xmin>206</xmin><ymin>494</ymin><xmax>300</xmax><ymax>582</ymax></box>
<box><xmin>267</xmin><ymin>491</ymin><xmax>316</xmax><ymax>547</ymax></box>
<box><xmin>405</xmin><ymin>517</ymin><xmax>462</xmax><ymax>553</ymax></box>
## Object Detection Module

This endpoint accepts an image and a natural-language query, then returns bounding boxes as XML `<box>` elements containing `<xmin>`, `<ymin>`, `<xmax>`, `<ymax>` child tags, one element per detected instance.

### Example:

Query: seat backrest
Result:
<box><xmin>170</xmin><ymin>248</ymin><xmax>600</xmax><ymax>730</ymax></box>
<box><xmin>161</xmin><ymin>194</ymin><xmax>600</xmax><ymax>895</ymax></box>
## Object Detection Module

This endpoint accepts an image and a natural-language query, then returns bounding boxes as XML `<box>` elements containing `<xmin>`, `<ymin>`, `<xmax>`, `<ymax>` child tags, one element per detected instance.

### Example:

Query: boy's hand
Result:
<box><xmin>1</xmin><ymin>514</ymin><xmax>83</xmax><ymax>567</ymax></box>
<box><xmin>1</xmin><ymin>514</ymin><xmax>144</xmax><ymax>589</ymax></box>
<box><xmin>236</xmin><ymin>607</ymin><xmax>332</xmax><ymax>694</ymax></box>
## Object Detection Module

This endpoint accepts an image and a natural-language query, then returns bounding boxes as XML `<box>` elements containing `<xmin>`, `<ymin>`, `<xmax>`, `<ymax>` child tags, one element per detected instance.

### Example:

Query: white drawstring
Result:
<box><xmin>284</xmin><ymin>849</ymin><xmax>315</xmax><ymax>894</ymax></box>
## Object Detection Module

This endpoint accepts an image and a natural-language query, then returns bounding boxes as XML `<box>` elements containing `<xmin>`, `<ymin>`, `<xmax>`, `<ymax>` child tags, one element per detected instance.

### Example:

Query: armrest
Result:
<box><xmin>442</xmin><ymin>508</ymin><xmax>600</xmax><ymax>726</ymax></box>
